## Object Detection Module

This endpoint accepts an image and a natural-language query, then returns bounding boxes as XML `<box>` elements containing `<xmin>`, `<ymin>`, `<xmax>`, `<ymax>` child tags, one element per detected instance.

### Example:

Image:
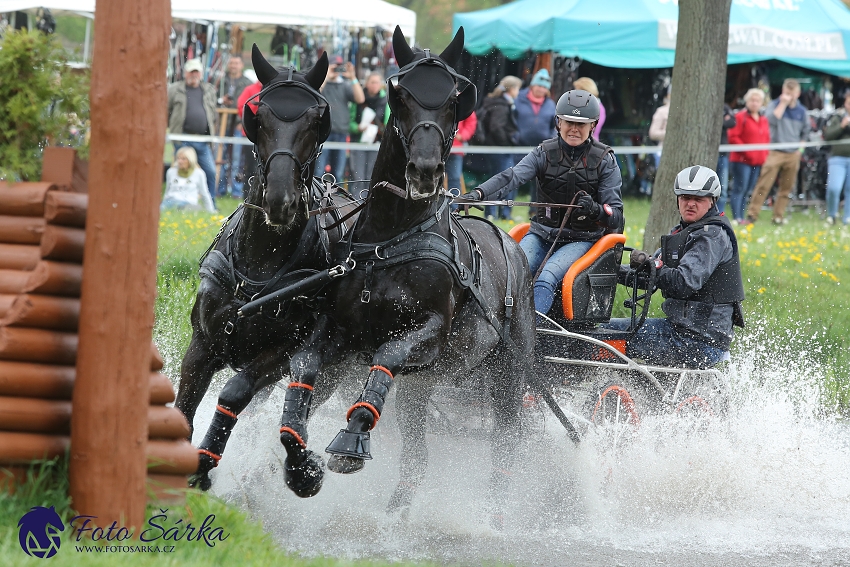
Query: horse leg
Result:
<box><xmin>175</xmin><ymin>330</ymin><xmax>225</xmax><ymax>439</ymax></box>
<box><xmin>279</xmin><ymin>316</ymin><xmax>343</xmax><ymax>497</ymax></box>
<box><xmin>189</xmin><ymin>349</ymin><xmax>286</xmax><ymax>491</ymax></box>
<box><xmin>327</xmin><ymin>319</ymin><xmax>444</xmax><ymax>474</ymax></box>
<box><xmin>386</xmin><ymin>380</ymin><xmax>431</xmax><ymax>516</ymax></box>
<box><xmin>486</xmin><ymin>346</ymin><xmax>528</xmax><ymax>530</ymax></box>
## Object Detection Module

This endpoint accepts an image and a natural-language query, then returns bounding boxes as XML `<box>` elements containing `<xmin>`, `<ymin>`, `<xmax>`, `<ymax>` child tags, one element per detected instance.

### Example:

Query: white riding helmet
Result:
<box><xmin>674</xmin><ymin>165</ymin><xmax>721</xmax><ymax>198</ymax></box>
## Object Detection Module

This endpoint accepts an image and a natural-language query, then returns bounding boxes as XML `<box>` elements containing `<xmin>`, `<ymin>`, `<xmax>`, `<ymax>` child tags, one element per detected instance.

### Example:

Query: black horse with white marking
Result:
<box><xmin>275</xmin><ymin>27</ymin><xmax>535</xmax><ymax>517</ymax></box>
<box><xmin>173</xmin><ymin>47</ymin><xmax>356</xmax><ymax>491</ymax></box>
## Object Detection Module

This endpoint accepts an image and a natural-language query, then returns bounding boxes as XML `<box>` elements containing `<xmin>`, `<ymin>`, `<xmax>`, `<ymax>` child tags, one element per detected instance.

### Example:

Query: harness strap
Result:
<box><xmin>362</xmin><ymin>261</ymin><xmax>375</xmax><ymax>303</ymax></box>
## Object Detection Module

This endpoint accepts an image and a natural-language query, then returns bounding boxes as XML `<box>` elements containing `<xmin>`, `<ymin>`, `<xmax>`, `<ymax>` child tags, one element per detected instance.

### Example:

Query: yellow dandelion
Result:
<box><xmin>800</xmin><ymin>272</ymin><xmax>809</xmax><ymax>278</ymax></box>
<box><xmin>754</xmin><ymin>259</ymin><xmax>761</xmax><ymax>266</ymax></box>
<box><xmin>757</xmin><ymin>287</ymin><xmax>766</xmax><ymax>294</ymax></box>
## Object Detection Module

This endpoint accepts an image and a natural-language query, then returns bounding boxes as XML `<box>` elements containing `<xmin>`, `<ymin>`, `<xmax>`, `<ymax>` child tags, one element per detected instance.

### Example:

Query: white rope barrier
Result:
<box><xmin>167</xmin><ymin>133</ymin><xmax>850</xmax><ymax>155</ymax></box>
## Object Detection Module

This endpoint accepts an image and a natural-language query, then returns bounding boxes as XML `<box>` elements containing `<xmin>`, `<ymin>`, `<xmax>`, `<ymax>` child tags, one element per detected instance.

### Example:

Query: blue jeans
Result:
<box><xmin>520</xmin><ymin>233</ymin><xmax>592</xmax><ymax>316</ymax></box>
<box><xmin>315</xmin><ymin>132</ymin><xmax>348</xmax><ymax>182</ymax></box>
<box><xmin>729</xmin><ymin>161</ymin><xmax>761</xmax><ymax>222</ymax></box>
<box><xmin>826</xmin><ymin>155</ymin><xmax>850</xmax><ymax>223</ymax></box>
<box><xmin>602</xmin><ymin>318</ymin><xmax>726</xmax><ymax>369</ymax></box>
<box><xmin>174</xmin><ymin>141</ymin><xmax>216</xmax><ymax>206</ymax></box>
<box><xmin>229</xmin><ymin>129</ymin><xmax>245</xmax><ymax>198</ymax></box>
<box><xmin>716</xmin><ymin>153</ymin><xmax>730</xmax><ymax>215</ymax></box>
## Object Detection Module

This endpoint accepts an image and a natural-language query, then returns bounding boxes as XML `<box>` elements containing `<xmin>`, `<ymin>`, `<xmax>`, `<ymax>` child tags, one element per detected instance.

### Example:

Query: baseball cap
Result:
<box><xmin>184</xmin><ymin>58</ymin><xmax>203</xmax><ymax>74</ymax></box>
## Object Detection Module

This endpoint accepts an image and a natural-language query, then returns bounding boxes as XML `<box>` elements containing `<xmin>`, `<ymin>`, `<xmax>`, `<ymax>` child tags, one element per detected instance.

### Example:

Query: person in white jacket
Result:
<box><xmin>162</xmin><ymin>146</ymin><xmax>216</xmax><ymax>213</ymax></box>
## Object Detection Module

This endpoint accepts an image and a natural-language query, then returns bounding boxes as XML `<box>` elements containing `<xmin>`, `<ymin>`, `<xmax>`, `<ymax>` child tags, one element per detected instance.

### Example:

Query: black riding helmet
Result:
<box><xmin>555</xmin><ymin>89</ymin><xmax>601</xmax><ymax>124</ymax></box>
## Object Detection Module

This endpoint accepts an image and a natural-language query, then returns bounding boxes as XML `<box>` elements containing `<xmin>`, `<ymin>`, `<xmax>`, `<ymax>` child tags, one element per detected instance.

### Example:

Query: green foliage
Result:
<box><xmin>0</xmin><ymin>29</ymin><xmax>90</xmax><ymax>181</ymax></box>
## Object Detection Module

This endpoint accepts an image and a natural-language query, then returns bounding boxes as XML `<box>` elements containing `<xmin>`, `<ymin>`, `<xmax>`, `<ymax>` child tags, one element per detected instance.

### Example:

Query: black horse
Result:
<box><xmin>275</xmin><ymin>27</ymin><xmax>536</xmax><ymax>516</ymax></box>
<box><xmin>173</xmin><ymin>46</ymin><xmax>356</xmax><ymax>491</ymax></box>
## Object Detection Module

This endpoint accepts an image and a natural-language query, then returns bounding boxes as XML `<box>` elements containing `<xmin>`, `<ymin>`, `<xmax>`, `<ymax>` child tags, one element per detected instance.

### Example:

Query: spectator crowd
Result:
<box><xmin>164</xmin><ymin>52</ymin><xmax>846</xmax><ymax>228</ymax></box>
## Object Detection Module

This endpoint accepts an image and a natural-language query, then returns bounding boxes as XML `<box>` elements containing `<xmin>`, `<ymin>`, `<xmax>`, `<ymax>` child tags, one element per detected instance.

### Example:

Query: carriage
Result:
<box><xmin>514</xmin><ymin>221</ymin><xmax>727</xmax><ymax>436</ymax></box>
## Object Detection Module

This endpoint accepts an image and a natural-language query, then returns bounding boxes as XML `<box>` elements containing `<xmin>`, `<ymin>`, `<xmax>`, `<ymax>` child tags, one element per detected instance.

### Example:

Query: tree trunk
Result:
<box><xmin>643</xmin><ymin>0</ymin><xmax>732</xmax><ymax>251</ymax></box>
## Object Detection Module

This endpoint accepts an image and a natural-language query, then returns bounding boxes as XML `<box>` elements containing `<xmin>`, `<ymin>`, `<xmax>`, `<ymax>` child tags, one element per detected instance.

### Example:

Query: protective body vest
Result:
<box><xmin>659</xmin><ymin>214</ymin><xmax>745</xmax><ymax>348</ymax></box>
<box><xmin>534</xmin><ymin>137</ymin><xmax>613</xmax><ymax>232</ymax></box>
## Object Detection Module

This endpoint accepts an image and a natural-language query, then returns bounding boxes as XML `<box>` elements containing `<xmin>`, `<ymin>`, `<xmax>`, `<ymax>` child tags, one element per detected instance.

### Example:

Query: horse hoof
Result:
<box><xmin>284</xmin><ymin>451</ymin><xmax>325</xmax><ymax>498</ymax></box>
<box><xmin>188</xmin><ymin>472</ymin><xmax>212</xmax><ymax>492</ymax></box>
<box><xmin>327</xmin><ymin>454</ymin><xmax>365</xmax><ymax>474</ymax></box>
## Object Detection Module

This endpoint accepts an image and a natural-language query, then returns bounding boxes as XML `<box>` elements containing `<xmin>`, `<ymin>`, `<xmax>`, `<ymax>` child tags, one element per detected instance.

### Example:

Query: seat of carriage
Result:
<box><xmin>508</xmin><ymin>222</ymin><xmax>633</xmax><ymax>359</ymax></box>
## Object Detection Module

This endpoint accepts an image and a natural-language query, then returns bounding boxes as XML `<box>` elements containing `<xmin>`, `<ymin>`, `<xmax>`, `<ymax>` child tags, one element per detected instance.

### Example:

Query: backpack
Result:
<box><xmin>469</xmin><ymin>103</ymin><xmax>491</xmax><ymax>146</ymax></box>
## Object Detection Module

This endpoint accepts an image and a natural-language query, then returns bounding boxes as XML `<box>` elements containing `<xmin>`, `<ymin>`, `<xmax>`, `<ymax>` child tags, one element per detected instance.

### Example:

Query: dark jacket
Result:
<box><xmin>480</xmin><ymin>94</ymin><xmax>518</xmax><ymax>147</ymax></box>
<box><xmin>514</xmin><ymin>88</ymin><xmax>556</xmax><ymax>146</ymax></box>
<box><xmin>720</xmin><ymin>104</ymin><xmax>736</xmax><ymax>145</ymax></box>
<box><xmin>656</xmin><ymin>209</ymin><xmax>745</xmax><ymax>350</ymax></box>
<box><xmin>824</xmin><ymin>109</ymin><xmax>850</xmax><ymax>159</ymax></box>
<box><xmin>478</xmin><ymin>136</ymin><xmax>623</xmax><ymax>243</ymax></box>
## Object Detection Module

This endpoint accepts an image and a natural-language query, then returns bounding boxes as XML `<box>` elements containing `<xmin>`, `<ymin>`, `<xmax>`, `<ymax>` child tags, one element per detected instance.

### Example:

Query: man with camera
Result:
<box><xmin>315</xmin><ymin>55</ymin><xmax>365</xmax><ymax>182</ymax></box>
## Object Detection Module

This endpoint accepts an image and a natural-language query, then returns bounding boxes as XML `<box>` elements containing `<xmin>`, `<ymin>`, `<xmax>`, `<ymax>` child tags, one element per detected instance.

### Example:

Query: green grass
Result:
<box><xmin>1</xmin><ymin>458</ymin><xmax>433</xmax><ymax>567</ymax></box>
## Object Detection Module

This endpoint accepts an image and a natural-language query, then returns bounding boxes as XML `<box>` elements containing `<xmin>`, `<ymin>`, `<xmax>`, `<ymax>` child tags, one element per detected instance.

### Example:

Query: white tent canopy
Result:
<box><xmin>0</xmin><ymin>0</ymin><xmax>416</xmax><ymax>36</ymax></box>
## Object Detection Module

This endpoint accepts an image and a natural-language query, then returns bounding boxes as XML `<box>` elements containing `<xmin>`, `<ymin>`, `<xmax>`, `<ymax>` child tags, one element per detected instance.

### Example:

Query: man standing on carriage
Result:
<box><xmin>605</xmin><ymin>165</ymin><xmax>745</xmax><ymax>369</ymax></box>
<box><xmin>466</xmin><ymin>89</ymin><xmax>624</xmax><ymax>318</ymax></box>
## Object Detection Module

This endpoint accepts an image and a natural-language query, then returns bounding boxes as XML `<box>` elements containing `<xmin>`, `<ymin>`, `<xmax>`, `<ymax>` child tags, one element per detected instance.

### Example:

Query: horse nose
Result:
<box><xmin>406</xmin><ymin>158</ymin><xmax>444</xmax><ymax>185</ymax></box>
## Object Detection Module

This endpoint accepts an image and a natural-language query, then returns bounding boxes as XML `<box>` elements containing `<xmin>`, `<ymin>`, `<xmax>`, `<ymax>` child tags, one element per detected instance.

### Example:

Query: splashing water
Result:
<box><xmin>166</xmin><ymin>323</ymin><xmax>850</xmax><ymax>567</ymax></box>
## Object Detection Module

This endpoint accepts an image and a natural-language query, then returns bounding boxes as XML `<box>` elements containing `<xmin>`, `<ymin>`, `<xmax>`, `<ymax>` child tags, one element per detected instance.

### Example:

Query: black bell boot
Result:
<box><xmin>278</xmin><ymin>383</ymin><xmax>325</xmax><ymax>498</ymax></box>
<box><xmin>326</xmin><ymin>365</ymin><xmax>393</xmax><ymax>473</ymax></box>
<box><xmin>189</xmin><ymin>405</ymin><xmax>238</xmax><ymax>491</ymax></box>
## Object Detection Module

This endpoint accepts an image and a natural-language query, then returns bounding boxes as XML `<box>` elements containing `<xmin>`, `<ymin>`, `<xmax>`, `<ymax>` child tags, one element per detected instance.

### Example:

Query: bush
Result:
<box><xmin>0</xmin><ymin>28</ymin><xmax>89</xmax><ymax>181</ymax></box>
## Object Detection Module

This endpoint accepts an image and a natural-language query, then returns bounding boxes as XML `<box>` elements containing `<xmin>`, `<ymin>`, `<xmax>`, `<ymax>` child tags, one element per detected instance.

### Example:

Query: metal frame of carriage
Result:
<box><xmin>505</xmin><ymin>222</ymin><xmax>729</xmax><ymax>437</ymax></box>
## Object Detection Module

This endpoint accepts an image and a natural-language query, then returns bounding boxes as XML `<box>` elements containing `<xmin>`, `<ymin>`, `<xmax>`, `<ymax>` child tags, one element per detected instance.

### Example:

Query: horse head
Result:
<box><xmin>386</xmin><ymin>26</ymin><xmax>476</xmax><ymax>200</ymax></box>
<box><xmin>242</xmin><ymin>45</ymin><xmax>329</xmax><ymax>227</ymax></box>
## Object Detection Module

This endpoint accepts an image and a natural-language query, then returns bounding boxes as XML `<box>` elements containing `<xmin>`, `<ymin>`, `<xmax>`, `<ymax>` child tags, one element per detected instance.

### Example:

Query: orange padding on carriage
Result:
<box><xmin>370</xmin><ymin>365</ymin><xmax>394</xmax><ymax>380</ymax></box>
<box><xmin>197</xmin><ymin>449</ymin><xmax>222</xmax><ymax>467</ymax></box>
<box><xmin>593</xmin><ymin>339</ymin><xmax>626</xmax><ymax>360</ymax></box>
<box><xmin>279</xmin><ymin>426</ymin><xmax>307</xmax><ymax>449</ymax></box>
<box><xmin>288</xmin><ymin>382</ymin><xmax>314</xmax><ymax>390</ymax></box>
<box><xmin>216</xmin><ymin>405</ymin><xmax>238</xmax><ymax>419</ymax></box>
<box><xmin>561</xmin><ymin>233</ymin><xmax>627</xmax><ymax>320</ymax></box>
<box><xmin>346</xmin><ymin>402</ymin><xmax>380</xmax><ymax>428</ymax></box>
<box><xmin>508</xmin><ymin>223</ymin><xmax>530</xmax><ymax>244</ymax></box>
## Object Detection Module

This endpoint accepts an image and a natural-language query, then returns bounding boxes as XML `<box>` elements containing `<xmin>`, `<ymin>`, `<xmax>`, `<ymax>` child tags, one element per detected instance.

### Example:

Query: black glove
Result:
<box><xmin>463</xmin><ymin>188</ymin><xmax>483</xmax><ymax>201</ymax></box>
<box><xmin>629</xmin><ymin>249</ymin><xmax>649</xmax><ymax>268</ymax></box>
<box><xmin>575</xmin><ymin>194</ymin><xmax>601</xmax><ymax>221</ymax></box>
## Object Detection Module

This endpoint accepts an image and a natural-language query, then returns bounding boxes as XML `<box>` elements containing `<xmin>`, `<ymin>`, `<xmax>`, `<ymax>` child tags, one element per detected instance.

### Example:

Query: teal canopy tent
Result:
<box><xmin>454</xmin><ymin>0</ymin><xmax>850</xmax><ymax>76</ymax></box>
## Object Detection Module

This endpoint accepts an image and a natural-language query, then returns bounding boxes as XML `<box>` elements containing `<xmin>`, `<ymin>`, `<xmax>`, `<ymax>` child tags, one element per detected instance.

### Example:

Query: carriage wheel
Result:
<box><xmin>584</xmin><ymin>375</ymin><xmax>655</xmax><ymax>451</ymax></box>
<box><xmin>674</xmin><ymin>395</ymin><xmax>715</xmax><ymax>417</ymax></box>
<box><xmin>591</xmin><ymin>384</ymin><xmax>641</xmax><ymax>427</ymax></box>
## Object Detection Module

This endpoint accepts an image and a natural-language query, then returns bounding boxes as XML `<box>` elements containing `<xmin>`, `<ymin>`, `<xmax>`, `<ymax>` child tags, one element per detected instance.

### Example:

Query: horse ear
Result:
<box><xmin>243</xmin><ymin>103</ymin><xmax>258</xmax><ymax>143</ymax></box>
<box><xmin>386</xmin><ymin>80</ymin><xmax>401</xmax><ymax>117</ymax></box>
<box><xmin>393</xmin><ymin>25</ymin><xmax>414</xmax><ymax>68</ymax></box>
<box><xmin>304</xmin><ymin>52</ymin><xmax>328</xmax><ymax>91</ymax></box>
<box><xmin>252</xmin><ymin>43</ymin><xmax>277</xmax><ymax>85</ymax></box>
<box><xmin>439</xmin><ymin>27</ymin><xmax>464</xmax><ymax>66</ymax></box>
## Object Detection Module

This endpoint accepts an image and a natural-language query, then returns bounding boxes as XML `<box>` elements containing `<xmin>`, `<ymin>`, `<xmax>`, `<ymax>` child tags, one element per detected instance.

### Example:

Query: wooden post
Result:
<box><xmin>214</xmin><ymin>108</ymin><xmax>239</xmax><ymax>189</ymax></box>
<box><xmin>69</xmin><ymin>0</ymin><xmax>170</xmax><ymax>530</ymax></box>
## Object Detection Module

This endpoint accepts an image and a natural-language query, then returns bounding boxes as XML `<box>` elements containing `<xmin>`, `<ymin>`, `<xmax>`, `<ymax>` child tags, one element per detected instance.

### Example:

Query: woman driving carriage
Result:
<box><xmin>604</xmin><ymin>165</ymin><xmax>745</xmax><ymax>369</ymax></box>
<box><xmin>465</xmin><ymin>89</ymin><xmax>624</xmax><ymax>318</ymax></box>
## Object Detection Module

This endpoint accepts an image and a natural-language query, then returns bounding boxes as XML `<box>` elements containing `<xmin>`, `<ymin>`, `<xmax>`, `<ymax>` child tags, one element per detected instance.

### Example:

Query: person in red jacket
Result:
<box><xmin>235</xmin><ymin>79</ymin><xmax>263</xmax><ymax>194</ymax></box>
<box><xmin>447</xmin><ymin>112</ymin><xmax>478</xmax><ymax>199</ymax></box>
<box><xmin>728</xmin><ymin>88</ymin><xmax>770</xmax><ymax>224</ymax></box>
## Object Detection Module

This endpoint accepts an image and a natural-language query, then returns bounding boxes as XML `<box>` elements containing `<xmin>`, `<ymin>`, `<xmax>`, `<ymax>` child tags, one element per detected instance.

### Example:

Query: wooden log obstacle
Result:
<box><xmin>0</xmin><ymin>149</ymin><xmax>196</xmax><ymax>499</ymax></box>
